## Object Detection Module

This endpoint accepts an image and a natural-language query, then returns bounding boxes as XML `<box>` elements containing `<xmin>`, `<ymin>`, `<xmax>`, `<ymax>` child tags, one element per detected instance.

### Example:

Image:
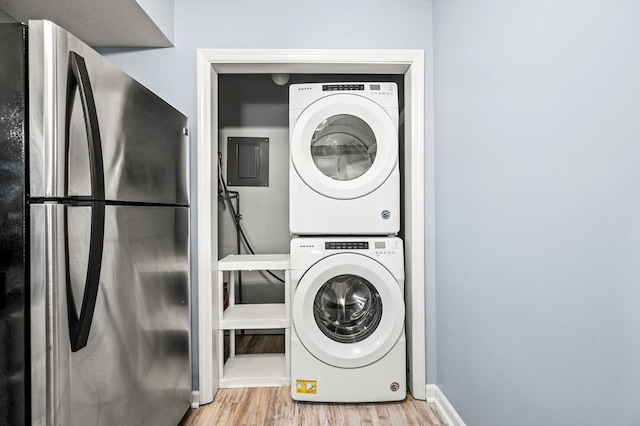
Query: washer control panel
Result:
<box><xmin>291</xmin><ymin>237</ymin><xmax>404</xmax><ymax>270</ymax></box>
<box><xmin>373</xmin><ymin>239</ymin><xmax>402</xmax><ymax>257</ymax></box>
<box><xmin>325</xmin><ymin>241</ymin><xmax>369</xmax><ymax>250</ymax></box>
<box><xmin>322</xmin><ymin>239</ymin><xmax>402</xmax><ymax>257</ymax></box>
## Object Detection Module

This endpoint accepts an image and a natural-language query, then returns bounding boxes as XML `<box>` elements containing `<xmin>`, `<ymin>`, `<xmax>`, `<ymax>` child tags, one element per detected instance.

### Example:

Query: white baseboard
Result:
<box><xmin>191</xmin><ymin>390</ymin><xmax>200</xmax><ymax>408</ymax></box>
<box><xmin>425</xmin><ymin>384</ymin><xmax>465</xmax><ymax>426</ymax></box>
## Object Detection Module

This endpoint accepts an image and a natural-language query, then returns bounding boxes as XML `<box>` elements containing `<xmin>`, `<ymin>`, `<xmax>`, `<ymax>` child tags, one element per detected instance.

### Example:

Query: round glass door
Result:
<box><xmin>313</xmin><ymin>274</ymin><xmax>382</xmax><ymax>344</ymax></box>
<box><xmin>290</xmin><ymin>94</ymin><xmax>398</xmax><ymax>200</ymax></box>
<box><xmin>292</xmin><ymin>253</ymin><xmax>405</xmax><ymax>368</ymax></box>
<box><xmin>310</xmin><ymin>115</ymin><xmax>377</xmax><ymax>181</ymax></box>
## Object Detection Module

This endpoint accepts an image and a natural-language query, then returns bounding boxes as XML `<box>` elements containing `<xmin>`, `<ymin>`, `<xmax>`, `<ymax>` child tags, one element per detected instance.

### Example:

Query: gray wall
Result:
<box><xmin>217</xmin><ymin>74</ymin><xmax>290</xmax><ymax>272</ymax></box>
<box><xmin>0</xmin><ymin>9</ymin><xmax>16</xmax><ymax>22</ymax></box>
<box><xmin>99</xmin><ymin>0</ymin><xmax>433</xmax><ymax>390</ymax></box>
<box><xmin>135</xmin><ymin>0</ymin><xmax>175</xmax><ymax>44</ymax></box>
<box><xmin>433</xmin><ymin>0</ymin><xmax>640</xmax><ymax>424</ymax></box>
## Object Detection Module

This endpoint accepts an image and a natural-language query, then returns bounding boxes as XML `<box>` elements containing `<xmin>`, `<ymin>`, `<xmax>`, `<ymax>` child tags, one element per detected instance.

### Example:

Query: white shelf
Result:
<box><xmin>216</xmin><ymin>253</ymin><xmax>290</xmax><ymax>388</ymax></box>
<box><xmin>221</xmin><ymin>304</ymin><xmax>289</xmax><ymax>329</ymax></box>
<box><xmin>220</xmin><ymin>354</ymin><xmax>288</xmax><ymax>388</ymax></box>
<box><xmin>218</xmin><ymin>254</ymin><xmax>290</xmax><ymax>271</ymax></box>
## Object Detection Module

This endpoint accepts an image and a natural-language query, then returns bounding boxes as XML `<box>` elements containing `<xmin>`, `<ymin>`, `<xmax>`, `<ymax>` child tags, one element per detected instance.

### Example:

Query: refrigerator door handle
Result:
<box><xmin>66</xmin><ymin>51</ymin><xmax>105</xmax><ymax>200</ymax></box>
<box><xmin>65</xmin><ymin>202</ymin><xmax>105</xmax><ymax>352</ymax></box>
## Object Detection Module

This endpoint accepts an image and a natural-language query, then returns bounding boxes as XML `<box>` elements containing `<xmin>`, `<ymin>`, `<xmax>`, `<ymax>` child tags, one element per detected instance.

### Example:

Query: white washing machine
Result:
<box><xmin>289</xmin><ymin>82</ymin><xmax>400</xmax><ymax>235</ymax></box>
<box><xmin>290</xmin><ymin>237</ymin><xmax>406</xmax><ymax>402</ymax></box>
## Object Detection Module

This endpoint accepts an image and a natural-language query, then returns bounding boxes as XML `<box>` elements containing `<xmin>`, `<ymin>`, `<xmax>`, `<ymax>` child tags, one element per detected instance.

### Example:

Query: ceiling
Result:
<box><xmin>0</xmin><ymin>0</ymin><xmax>172</xmax><ymax>47</ymax></box>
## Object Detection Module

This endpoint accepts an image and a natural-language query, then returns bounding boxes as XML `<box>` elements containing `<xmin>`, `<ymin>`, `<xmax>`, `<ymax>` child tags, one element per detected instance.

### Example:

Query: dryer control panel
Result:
<box><xmin>322</xmin><ymin>84</ymin><xmax>365</xmax><ymax>91</ymax></box>
<box><xmin>290</xmin><ymin>82</ymin><xmax>398</xmax><ymax>110</ymax></box>
<box><xmin>320</xmin><ymin>83</ymin><xmax>396</xmax><ymax>97</ymax></box>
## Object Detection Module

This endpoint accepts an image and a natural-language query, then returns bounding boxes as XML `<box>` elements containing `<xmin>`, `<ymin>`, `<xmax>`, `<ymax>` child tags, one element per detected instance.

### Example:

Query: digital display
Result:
<box><xmin>370</xmin><ymin>84</ymin><xmax>381</xmax><ymax>90</ymax></box>
<box><xmin>375</xmin><ymin>241</ymin><xmax>385</xmax><ymax>249</ymax></box>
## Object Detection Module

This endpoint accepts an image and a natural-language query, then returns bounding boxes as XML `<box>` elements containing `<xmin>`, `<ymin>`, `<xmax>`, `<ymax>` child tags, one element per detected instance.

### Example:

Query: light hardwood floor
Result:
<box><xmin>182</xmin><ymin>335</ymin><xmax>446</xmax><ymax>425</ymax></box>
<box><xmin>180</xmin><ymin>387</ymin><xmax>446</xmax><ymax>426</ymax></box>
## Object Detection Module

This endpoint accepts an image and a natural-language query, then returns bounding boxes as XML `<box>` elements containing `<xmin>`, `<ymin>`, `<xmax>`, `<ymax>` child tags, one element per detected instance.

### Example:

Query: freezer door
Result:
<box><xmin>30</xmin><ymin>204</ymin><xmax>191</xmax><ymax>426</ymax></box>
<box><xmin>28</xmin><ymin>20</ymin><xmax>189</xmax><ymax>204</ymax></box>
<box><xmin>67</xmin><ymin>204</ymin><xmax>191</xmax><ymax>425</ymax></box>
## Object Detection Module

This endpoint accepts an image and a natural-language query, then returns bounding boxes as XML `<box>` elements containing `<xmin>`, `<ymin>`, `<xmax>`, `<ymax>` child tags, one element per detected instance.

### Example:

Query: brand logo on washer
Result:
<box><xmin>381</xmin><ymin>210</ymin><xmax>391</xmax><ymax>220</ymax></box>
<box><xmin>390</xmin><ymin>382</ymin><xmax>400</xmax><ymax>392</ymax></box>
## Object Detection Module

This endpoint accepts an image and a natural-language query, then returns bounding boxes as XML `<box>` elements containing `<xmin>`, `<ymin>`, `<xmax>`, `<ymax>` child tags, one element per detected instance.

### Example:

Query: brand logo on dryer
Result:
<box><xmin>381</xmin><ymin>210</ymin><xmax>391</xmax><ymax>220</ymax></box>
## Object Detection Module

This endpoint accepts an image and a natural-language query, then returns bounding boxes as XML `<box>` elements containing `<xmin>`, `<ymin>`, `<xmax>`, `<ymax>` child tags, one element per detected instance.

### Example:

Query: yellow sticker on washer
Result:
<box><xmin>295</xmin><ymin>379</ymin><xmax>317</xmax><ymax>394</ymax></box>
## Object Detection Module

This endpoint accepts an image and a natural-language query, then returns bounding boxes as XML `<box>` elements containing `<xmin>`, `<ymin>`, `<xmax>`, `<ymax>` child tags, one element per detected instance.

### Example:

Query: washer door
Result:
<box><xmin>291</xmin><ymin>94</ymin><xmax>397</xmax><ymax>200</ymax></box>
<box><xmin>292</xmin><ymin>253</ymin><xmax>404</xmax><ymax>369</ymax></box>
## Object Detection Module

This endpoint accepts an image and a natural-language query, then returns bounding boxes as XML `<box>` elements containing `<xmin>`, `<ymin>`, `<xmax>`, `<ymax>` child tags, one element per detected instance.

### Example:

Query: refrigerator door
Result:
<box><xmin>28</xmin><ymin>20</ymin><xmax>189</xmax><ymax>205</ymax></box>
<box><xmin>31</xmin><ymin>203</ymin><xmax>191</xmax><ymax>425</ymax></box>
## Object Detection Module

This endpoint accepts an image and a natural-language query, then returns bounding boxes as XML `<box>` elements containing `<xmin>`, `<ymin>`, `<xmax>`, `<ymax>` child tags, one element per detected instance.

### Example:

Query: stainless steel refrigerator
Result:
<box><xmin>0</xmin><ymin>20</ymin><xmax>191</xmax><ymax>425</ymax></box>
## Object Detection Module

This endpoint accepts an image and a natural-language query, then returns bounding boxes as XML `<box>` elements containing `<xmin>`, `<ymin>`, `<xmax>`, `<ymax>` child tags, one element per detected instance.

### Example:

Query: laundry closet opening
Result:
<box><xmin>217</xmin><ymin>73</ymin><xmax>405</xmax><ymax>309</ymax></box>
<box><xmin>197</xmin><ymin>49</ymin><xmax>428</xmax><ymax>405</ymax></box>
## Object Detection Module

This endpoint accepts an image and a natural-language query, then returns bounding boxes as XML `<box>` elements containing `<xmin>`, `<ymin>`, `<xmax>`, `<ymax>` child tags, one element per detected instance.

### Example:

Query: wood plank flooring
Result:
<box><xmin>183</xmin><ymin>335</ymin><xmax>445</xmax><ymax>425</ymax></box>
<box><xmin>180</xmin><ymin>387</ymin><xmax>446</xmax><ymax>426</ymax></box>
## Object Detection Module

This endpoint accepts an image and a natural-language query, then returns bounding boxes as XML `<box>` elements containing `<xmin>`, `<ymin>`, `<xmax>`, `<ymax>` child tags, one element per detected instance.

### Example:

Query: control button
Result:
<box><xmin>322</xmin><ymin>84</ymin><xmax>365</xmax><ymax>92</ymax></box>
<box><xmin>325</xmin><ymin>241</ymin><xmax>369</xmax><ymax>250</ymax></box>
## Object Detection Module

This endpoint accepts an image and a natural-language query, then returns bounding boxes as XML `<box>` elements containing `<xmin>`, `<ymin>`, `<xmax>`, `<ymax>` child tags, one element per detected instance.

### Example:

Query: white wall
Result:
<box><xmin>433</xmin><ymin>0</ymin><xmax>640</xmax><ymax>424</ymax></box>
<box><xmin>98</xmin><ymin>0</ymin><xmax>433</xmax><ymax>390</ymax></box>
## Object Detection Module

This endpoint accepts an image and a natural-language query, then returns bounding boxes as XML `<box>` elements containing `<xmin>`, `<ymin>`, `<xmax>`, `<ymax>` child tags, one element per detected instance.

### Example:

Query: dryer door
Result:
<box><xmin>291</xmin><ymin>94</ymin><xmax>398</xmax><ymax>200</ymax></box>
<box><xmin>292</xmin><ymin>253</ymin><xmax>404</xmax><ymax>369</ymax></box>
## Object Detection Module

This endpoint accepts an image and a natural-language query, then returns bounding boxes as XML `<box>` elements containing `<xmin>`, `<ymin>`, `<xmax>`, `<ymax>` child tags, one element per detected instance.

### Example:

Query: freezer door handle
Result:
<box><xmin>65</xmin><ymin>202</ymin><xmax>105</xmax><ymax>352</ymax></box>
<box><xmin>66</xmin><ymin>51</ymin><xmax>105</xmax><ymax>200</ymax></box>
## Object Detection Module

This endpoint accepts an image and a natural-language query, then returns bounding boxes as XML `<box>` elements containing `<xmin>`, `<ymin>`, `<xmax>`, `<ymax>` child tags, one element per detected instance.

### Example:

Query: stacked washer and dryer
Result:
<box><xmin>288</xmin><ymin>82</ymin><xmax>406</xmax><ymax>402</ymax></box>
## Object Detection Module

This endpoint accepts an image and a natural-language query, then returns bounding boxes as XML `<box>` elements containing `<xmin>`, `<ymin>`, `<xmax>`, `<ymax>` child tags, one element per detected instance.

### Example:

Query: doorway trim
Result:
<box><xmin>196</xmin><ymin>49</ymin><xmax>431</xmax><ymax>404</ymax></box>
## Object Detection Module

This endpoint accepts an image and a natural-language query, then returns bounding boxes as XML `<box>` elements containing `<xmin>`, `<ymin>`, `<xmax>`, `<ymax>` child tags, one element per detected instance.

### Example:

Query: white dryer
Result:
<box><xmin>290</xmin><ymin>237</ymin><xmax>406</xmax><ymax>402</ymax></box>
<box><xmin>289</xmin><ymin>82</ymin><xmax>400</xmax><ymax>235</ymax></box>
